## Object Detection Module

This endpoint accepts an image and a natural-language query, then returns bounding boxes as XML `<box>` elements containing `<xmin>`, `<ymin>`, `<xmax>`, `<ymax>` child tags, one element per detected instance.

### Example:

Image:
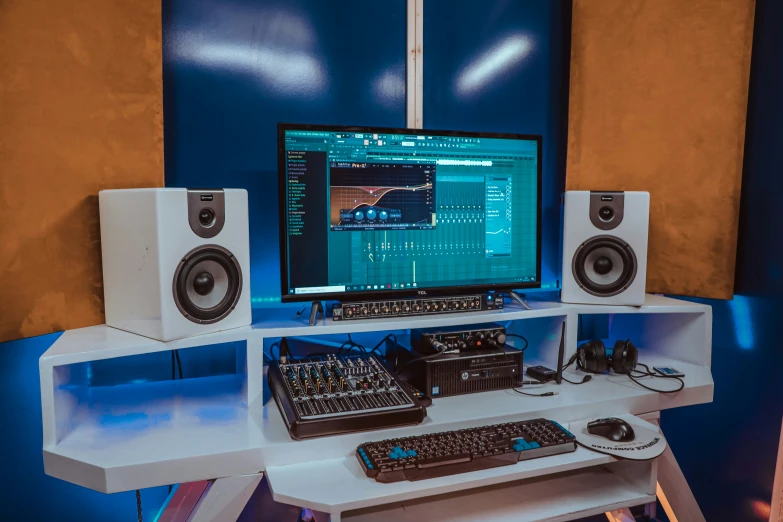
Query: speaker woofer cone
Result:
<box><xmin>173</xmin><ymin>245</ymin><xmax>242</xmax><ymax>324</ymax></box>
<box><xmin>572</xmin><ymin>235</ymin><xmax>637</xmax><ymax>297</ymax></box>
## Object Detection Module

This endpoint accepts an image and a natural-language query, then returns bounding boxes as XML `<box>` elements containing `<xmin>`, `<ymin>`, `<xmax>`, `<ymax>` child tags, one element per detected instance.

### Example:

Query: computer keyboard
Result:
<box><xmin>356</xmin><ymin>418</ymin><xmax>576</xmax><ymax>483</ymax></box>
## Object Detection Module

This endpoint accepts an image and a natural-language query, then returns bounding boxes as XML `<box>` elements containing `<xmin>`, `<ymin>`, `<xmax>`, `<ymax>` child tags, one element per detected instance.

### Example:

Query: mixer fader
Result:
<box><xmin>268</xmin><ymin>354</ymin><xmax>427</xmax><ymax>439</ymax></box>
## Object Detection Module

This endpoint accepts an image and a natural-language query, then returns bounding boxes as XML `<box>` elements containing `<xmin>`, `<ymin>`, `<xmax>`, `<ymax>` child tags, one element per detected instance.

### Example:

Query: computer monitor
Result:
<box><xmin>278</xmin><ymin>123</ymin><xmax>541</xmax><ymax>302</ymax></box>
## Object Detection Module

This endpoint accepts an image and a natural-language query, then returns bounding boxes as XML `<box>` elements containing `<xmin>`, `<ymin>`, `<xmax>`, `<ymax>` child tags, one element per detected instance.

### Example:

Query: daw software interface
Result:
<box><xmin>281</xmin><ymin>126</ymin><xmax>540</xmax><ymax>299</ymax></box>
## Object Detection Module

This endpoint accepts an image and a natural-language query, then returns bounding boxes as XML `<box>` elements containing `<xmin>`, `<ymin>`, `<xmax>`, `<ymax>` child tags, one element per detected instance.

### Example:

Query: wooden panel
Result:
<box><xmin>0</xmin><ymin>0</ymin><xmax>163</xmax><ymax>342</ymax></box>
<box><xmin>566</xmin><ymin>0</ymin><xmax>755</xmax><ymax>299</ymax></box>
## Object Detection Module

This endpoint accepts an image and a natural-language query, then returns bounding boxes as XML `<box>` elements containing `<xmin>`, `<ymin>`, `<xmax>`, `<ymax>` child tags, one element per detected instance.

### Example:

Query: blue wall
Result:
<box><xmin>2</xmin><ymin>1</ymin><xmax>781</xmax><ymax>520</ymax></box>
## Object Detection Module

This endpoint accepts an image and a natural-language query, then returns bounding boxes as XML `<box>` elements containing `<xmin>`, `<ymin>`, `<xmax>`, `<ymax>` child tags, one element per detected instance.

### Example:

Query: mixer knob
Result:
<box><xmin>466</xmin><ymin>335</ymin><xmax>475</xmax><ymax>347</ymax></box>
<box><xmin>392</xmin><ymin>305</ymin><xmax>400</xmax><ymax>314</ymax></box>
<box><xmin>346</xmin><ymin>308</ymin><xmax>354</xmax><ymax>317</ymax></box>
<box><xmin>361</xmin><ymin>307</ymin><xmax>369</xmax><ymax>316</ymax></box>
<box><xmin>440</xmin><ymin>303</ymin><xmax>448</xmax><ymax>311</ymax></box>
<box><xmin>355</xmin><ymin>381</ymin><xmax>363</xmax><ymax>390</ymax></box>
<box><xmin>402</xmin><ymin>304</ymin><xmax>410</xmax><ymax>313</ymax></box>
<box><xmin>460</xmin><ymin>301</ymin><xmax>468</xmax><ymax>309</ymax></box>
<box><xmin>424</xmin><ymin>303</ymin><xmax>432</xmax><ymax>312</ymax></box>
<box><xmin>371</xmin><ymin>306</ymin><xmax>379</xmax><ymax>315</ymax></box>
<box><xmin>496</xmin><ymin>333</ymin><xmax>507</xmax><ymax>344</ymax></box>
<box><xmin>381</xmin><ymin>305</ymin><xmax>390</xmax><ymax>314</ymax></box>
<box><xmin>468</xmin><ymin>301</ymin><xmax>475</xmax><ymax>309</ymax></box>
<box><xmin>457</xmin><ymin>341</ymin><xmax>467</xmax><ymax>350</ymax></box>
<box><xmin>476</xmin><ymin>332</ymin><xmax>485</xmax><ymax>341</ymax></box>
<box><xmin>412</xmin><ymin>303</ymin><xmax>421</xmax><ymax>312</ymax></box>
<box><xmin>329</xmin><ymin>380</ymin><xmax>336</xmax><ymax>392</ymax></box>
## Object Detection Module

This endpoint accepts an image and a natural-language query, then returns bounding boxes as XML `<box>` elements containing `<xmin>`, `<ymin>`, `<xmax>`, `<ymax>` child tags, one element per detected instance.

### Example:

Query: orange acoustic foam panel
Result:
<box><xmin>0</xmin><ymin>0</ymin><xmax>163</xmax><ymax>342</ymax></box>
<box><xmin>567</xmin><ymin>0</ymin><xmax>755</xmax><ymax>299</ymax></box>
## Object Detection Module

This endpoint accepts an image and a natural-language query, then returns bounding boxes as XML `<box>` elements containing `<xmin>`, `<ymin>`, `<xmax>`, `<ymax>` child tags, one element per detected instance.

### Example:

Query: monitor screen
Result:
<box><xmin>278</xmin><ymin>123</ymin><xmax>541</xmax><ymax>302</ymax></box>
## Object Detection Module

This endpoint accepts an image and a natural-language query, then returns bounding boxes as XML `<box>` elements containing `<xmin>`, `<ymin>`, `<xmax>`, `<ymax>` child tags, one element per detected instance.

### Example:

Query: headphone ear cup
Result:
<box><xmin>578</xmin><ymin>340</ymin><xmax>608</xmax><ymax>373</ymax></box>
<box><xmin>612</xmin><ymin>340</ymin><xmax>638</xmax><ymax>374</ymax></box>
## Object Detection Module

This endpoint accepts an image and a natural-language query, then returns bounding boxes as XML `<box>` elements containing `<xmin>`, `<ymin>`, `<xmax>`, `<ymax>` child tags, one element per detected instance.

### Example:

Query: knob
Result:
<box><xmin>361</xmin><ymin>307</ymin><xmax>369</xmax><ymax>316</ymax></box>
<box><xmin>424</xmin><ymin>303</ymin><xmax>432</xmax><ymax>312</ymax></box>
<box><xmin>460</xmin><ymin>301</ymin><xmax>467</xmax><ymax>309</ymax></box>
<box><xmin>402</xmin><ymin>304</ymin><xmax>410</xmax><ymax>313</ymax></box>
<box><xmin>355</xmin><ymin>381</ymin><xmax>363</xmax><ymax>390</ymax></box>
<box><xmin>382</xmin><ymin>305</ymin><xmax>390</xmax><ymax>314</ymax></box>
<box><xmin>476</xmin><ymin>332</ymin><xmax>485</xmax><ymax>341</ymax></box>
<box><xmin>457</xmin><ymin>341</ymin><xmax>467</xmax><ymax>350</ymax></box>
<box><xmin>413</xmin><ymin>303</ymin><xmax>421</xmax><ymax>312</ymax></box>
<box><xmin>440</xmin><ymin>303</ymin><xmax>448</xmax><ymax>311</ymax></box>
<box><xmin>371</xmin><ymin>306</ymin><xmax>379</xmax><ymax>315</ymax></box>
<box><xmin>392</xmin><ymin>305</ymin><xmax>400</xmax><ymax>314</ymax></box>
<box><xmin>496</xmin><ymin>333</ymin><xmax>507</xmax><ymax>344</ymax></box>
<box><xmin>466</xmin><ymin>335</ymin><xmax>475</xmax><ymax>347</ymax></box>
<box><xmin>346</xmin><ymin>308</ymin><xmax>354</xmax><ymax>317</ymax></box>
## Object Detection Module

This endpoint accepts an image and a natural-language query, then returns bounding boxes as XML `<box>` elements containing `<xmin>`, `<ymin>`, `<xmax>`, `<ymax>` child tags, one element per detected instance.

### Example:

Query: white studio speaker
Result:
<box><xmin>561</xmin><ymin>190</ymin><xmax>650</xmax><ymax>306</ymax></box>
<box><xmin>99</xmin><ymin>188</ymin><xmax>251</xmax><ymax>341</ymax></box>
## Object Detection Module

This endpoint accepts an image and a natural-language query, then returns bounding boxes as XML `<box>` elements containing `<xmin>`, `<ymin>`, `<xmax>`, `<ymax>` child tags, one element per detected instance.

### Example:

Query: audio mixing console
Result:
<box><xmin>268</xmin><ymin>354</ymin><xmax>427</xmax><ymax>439</ymax></box>
<box><xmin>332</xmin><ymin>293</ymin><xmax>503</xmax><ymax>321</ymax></box>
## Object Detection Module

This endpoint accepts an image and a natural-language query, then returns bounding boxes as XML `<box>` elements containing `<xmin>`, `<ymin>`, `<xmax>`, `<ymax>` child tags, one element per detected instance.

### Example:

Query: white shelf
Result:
<box><xmin>42</xmin><ymin>354</ymin><xmax>710</xmax><ymax>492</ymax></box>
<box><xmin>38</xmin><ymin>294</ymin><xmax>713</xmax><ymax>493</ymax></box>
<box><xmin>266</xmin><ymin>444</ymin><xmax>618</xmax><ymax>514</ymax></box>
<box><xmin>341</xmin><ymin>467</ymin><xmax>655</xmax><ymax>522</ymax></box>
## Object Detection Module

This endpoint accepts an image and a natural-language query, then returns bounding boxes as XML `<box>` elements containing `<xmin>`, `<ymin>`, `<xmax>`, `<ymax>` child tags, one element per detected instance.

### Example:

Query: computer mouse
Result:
<box><xmin>587</xmin><ymin>417</ymin><xmax>636</xmax><ymax>442</ymax></box>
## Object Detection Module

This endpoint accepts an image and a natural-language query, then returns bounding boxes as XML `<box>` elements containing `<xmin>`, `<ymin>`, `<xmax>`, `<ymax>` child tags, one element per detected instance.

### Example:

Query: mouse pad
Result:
<box><xmin>569</xmin><ymin>414</ymin><xmax>667</xmax><ymax>461</ymax></box>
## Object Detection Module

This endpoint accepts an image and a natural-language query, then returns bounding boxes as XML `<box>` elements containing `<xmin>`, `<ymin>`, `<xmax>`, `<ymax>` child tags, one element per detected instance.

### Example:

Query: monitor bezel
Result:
<box><xmin>278</xmin><ymin>122</ymin><xmax>543</xmax><ymax>303</ymax></box>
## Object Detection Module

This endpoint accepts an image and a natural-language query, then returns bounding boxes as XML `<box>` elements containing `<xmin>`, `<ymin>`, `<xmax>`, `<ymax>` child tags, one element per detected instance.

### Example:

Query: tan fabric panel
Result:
<box><xmin>0</xmin><ymin>0</ymin><xmax>163</xmax><ymax>342</ymax></box>
<box><xmin>567</xmin><ymin>0</ymin><xmax>755</xmax><ymax>299</ymax></box>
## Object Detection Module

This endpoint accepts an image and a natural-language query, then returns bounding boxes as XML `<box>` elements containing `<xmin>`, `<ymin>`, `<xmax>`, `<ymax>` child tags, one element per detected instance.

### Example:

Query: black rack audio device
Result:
<box><xmin>331</xmin><ymin>294</ymin><xmax>502</xmax><ymax>321</ymax></box>
<box><xmin>268</xmin><ymin>354</ymin><xmax>427</xmax><ymax>439</ymax></box>
<box><xmin>411</xmin><ymin>323</ymin><xmax>507</xmax><ymax>354</ymax></box>
<box><xmin>399</xmin><ymin>346</ymin><xmax>523</xmax><ymax>398</ymax></box>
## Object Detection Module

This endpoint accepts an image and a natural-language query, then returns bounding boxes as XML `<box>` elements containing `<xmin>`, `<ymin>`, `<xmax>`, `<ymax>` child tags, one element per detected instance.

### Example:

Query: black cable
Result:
<box><xmin>504</xmin><ymin>333</ymin><xmax>529</xmax><ymax>351</ymax></box>
<box><xmin>395</xmin><ymin>348</ymin><xmax>446</xmax><ymax>377</ymax></box>
<box><xmin>370</xmin><ymin>334</ymin><xmax>392</xmax><ymax>355</ymax></box>
<box><xmin>561</xmin><ymin>375</ymin><xmax>592</xmax><ymax>385</ymax></box>
<box><xmin>626</xmin><ymin>371</ymin><xmax>684</xmax><ymax>393</ymax></box>
<box><xmin>174</xmin><ymin>350</ymin><xmax>183</xmax><ymax>380</ymax></box>
<box><xmin>136</xmin><ymin>489</ymin><xmax>143</xmax><ymax>522</ymax></box>
<box><xmin>512</xmin><ymin>387</ymin><xmax>556</xmax><ymax>397</ymax></box>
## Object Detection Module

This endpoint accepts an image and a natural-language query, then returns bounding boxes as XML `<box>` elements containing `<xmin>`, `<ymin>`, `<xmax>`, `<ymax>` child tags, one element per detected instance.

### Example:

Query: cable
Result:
<box><xmin>561</xmin><ymin>375</ymin><xmax>592</xmax><ymax>385</ymax></box>
<box><xmin>624</xmin><ymin>362</ymin><xmax>684</xmax><ymax>393</ymax></box>
<box><xmin>512</xmin><ymin>388</ymin><xmax>556</xmax><ymax>397</ymax></box>
<box><xmin>395</xmin><ymin>348</ymin><xmax>446</xmax><ymax>377</ymax></box>
<box><xmin>504</xmin><ymin>333</ymin><xmax>529</xmax><ymax>352</ymax></box>
<box><xmin>136</xmin><ymin>489</ymin><xmax>143</xmax><ymax>522</ymax></box>
<box><xmin>174</xmin><ymin>351</ymin><xmax>183</xmax><ymax>379</ymax></box>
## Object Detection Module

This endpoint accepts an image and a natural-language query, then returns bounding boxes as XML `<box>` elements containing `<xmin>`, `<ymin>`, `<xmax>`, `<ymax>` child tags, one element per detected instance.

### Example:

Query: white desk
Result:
<box><xmin>39</xmin><ymin>295</ymin><xmax>712</xmax><ymax>521</ymax></box>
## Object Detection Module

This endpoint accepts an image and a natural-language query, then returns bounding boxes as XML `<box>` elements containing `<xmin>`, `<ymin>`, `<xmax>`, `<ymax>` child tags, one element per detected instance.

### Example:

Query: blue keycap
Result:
<box><xmin>530</xmin><ymin>441</ymin><xmax>540</xmax><ymax>448</ymax></box>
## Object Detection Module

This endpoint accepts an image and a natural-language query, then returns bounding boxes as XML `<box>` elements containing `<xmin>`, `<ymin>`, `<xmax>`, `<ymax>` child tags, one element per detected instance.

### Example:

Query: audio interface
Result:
<box><xmin>331</xmin><ymin>294</ymin><xmax>503</xmax><ymax>321</ymax></box>
<box><xmin>411</xmin><ymin>323</ymin><xmax>507</xmax><ymax>354</ymax></box>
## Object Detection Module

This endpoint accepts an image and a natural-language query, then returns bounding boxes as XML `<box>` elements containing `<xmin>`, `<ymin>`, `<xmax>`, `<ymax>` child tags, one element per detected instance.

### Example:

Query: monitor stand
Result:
<box><xmin>309</xmin><ymin>301</ymin><xmax>324</xmax><ymax>326</ymax></box>
<box><xmin>509</xmin><ymin>291</ymin><xmax>532</xmax><ymax>310</ymax></box>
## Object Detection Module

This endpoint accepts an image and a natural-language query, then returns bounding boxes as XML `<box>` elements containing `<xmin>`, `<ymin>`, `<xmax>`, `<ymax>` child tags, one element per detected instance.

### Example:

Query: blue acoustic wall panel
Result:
<box><xmin>163</xmin><ymin>0</ymin><xmax>407</xmax><ymax>305</ymax></box>
<box><xmin>423</xmin><ymin>0</ymin><xmax>571</xmax><ymax>290</ymax></box>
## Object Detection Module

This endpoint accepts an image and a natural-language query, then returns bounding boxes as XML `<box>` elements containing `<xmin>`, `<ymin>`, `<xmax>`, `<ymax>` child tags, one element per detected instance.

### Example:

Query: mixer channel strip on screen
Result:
<box><xmin>268</xmin><ymin>354</ymin><xmax>427</xmax><ymax>439</ymax></box>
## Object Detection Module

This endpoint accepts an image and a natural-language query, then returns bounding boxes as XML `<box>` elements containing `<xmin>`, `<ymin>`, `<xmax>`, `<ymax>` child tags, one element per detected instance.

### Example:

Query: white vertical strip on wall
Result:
<box><xmin>406</xmin><ymin>0</ymin><xmax>424</xmax><ymax>128</ymax></box>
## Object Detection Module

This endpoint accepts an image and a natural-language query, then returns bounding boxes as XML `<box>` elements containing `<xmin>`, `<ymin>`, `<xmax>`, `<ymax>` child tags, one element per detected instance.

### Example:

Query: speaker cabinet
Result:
<box><xmin>99</xmin><ymin>188</ymin><xmax>251</xmax><ymax>341</ymax></box>
<box><xmin>561</xmin><ymin>191</ymin><xmax>649</xmax><ymax>306</ymax></box>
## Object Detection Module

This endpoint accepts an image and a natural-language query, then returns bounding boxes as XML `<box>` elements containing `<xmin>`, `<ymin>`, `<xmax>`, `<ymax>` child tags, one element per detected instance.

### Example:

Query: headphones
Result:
<box><xmin>576</xmin><ymin>339</ymin><xmax>638</xmax><ymax>374</ymax></box>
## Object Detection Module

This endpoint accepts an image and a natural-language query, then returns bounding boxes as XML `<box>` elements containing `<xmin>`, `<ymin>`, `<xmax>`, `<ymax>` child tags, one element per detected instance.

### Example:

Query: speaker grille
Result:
<box><xmin>172</xmin><ymin>245</ymin><xmax>243</xmax><ymax>324</ymax></box>
<box><xmin>572</xmin><ymin>235</ymin><xmax>637</xmax><ymax>297</ymax></box>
